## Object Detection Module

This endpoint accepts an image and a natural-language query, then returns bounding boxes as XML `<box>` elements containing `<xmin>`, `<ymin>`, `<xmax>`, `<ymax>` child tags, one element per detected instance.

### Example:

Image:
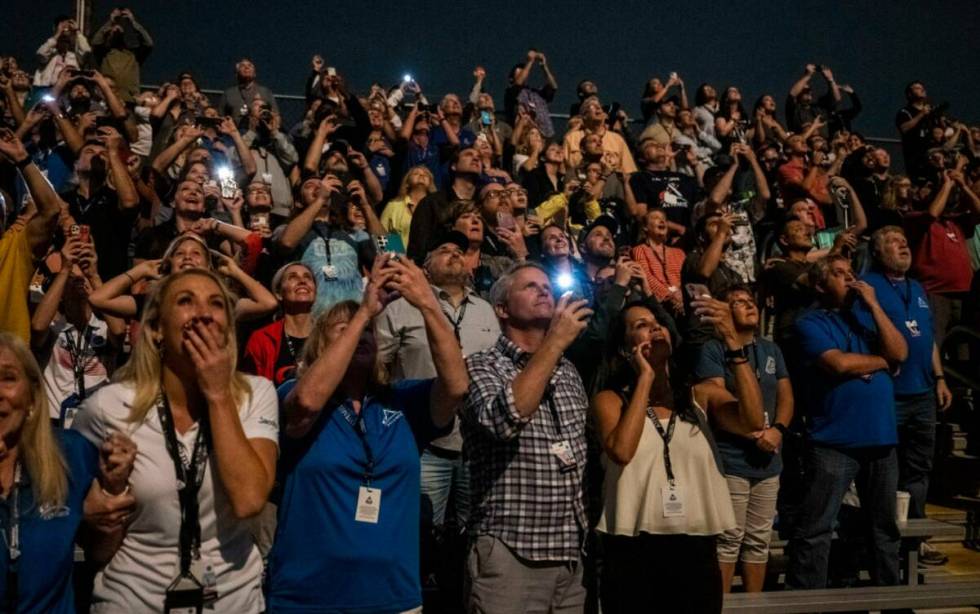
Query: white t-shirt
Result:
<box><xmin>72</xmin><ymin>375</ymin><xmax>279</xmax><ymax>613</ymax></box>
<box><xmin>41</xmin><ymin>314</ymin><xmax>113</xmax><ymax>423</ymax></box>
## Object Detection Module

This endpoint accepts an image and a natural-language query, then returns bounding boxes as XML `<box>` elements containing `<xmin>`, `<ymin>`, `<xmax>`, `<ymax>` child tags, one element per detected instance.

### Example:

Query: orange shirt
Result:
<box><xmin>632</xmin><ymin>243</ymin><xmax>685</xmax><ymax>302</ymax></box>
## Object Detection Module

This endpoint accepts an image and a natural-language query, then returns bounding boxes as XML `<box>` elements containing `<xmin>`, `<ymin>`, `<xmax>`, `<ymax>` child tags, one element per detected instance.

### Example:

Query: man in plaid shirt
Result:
<box><xmin>462</xmin><ymin>262</ymin><xmax>593</xmax><ymax>613</ymax></box>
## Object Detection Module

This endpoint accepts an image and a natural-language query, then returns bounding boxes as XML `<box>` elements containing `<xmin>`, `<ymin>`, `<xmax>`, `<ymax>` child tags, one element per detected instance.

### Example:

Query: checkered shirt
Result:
<box><xmin>462</xmin><ymin>334</ymin><xmax>589</xmax><ymax>562</ymax></box>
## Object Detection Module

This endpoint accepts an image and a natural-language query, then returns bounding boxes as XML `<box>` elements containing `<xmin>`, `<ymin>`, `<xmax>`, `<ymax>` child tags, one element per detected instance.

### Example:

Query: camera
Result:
<box><xmin>196</xmin><ymin>116</ymin><xmax>222</xmax><ymax>129</ymax></box>
<box><xmin>259</xmin><ymin>106</ymin><xmax>273</xmax><ymax>123</ymax></box>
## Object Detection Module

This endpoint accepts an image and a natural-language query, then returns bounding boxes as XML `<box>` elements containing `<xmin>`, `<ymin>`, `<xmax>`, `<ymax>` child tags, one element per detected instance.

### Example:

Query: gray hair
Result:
<box><xmin>489</xmin><ymin>261</ymin><xmax>548</xmax><ymax>307</ymax></box>
<box><xmin>808</xmin><ymin>254</ymin><xmax>850</xmax><ymax>289</ymax></box>
<box><xmin>870</xmin><ymin>225</ymin><xmax>905</xmax><ymax>260</ymax></box>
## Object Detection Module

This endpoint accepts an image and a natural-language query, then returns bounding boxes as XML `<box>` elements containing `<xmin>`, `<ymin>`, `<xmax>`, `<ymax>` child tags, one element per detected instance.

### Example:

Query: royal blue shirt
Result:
<box><xmin>796</xmin><ymin>307</ymin><xmax>897</xmax><ymax>448</ymax></box>
<box><xmin>857</xmin><ymin>271</ymin><xmax>935</xmax><ymax>396</ymax></box>
<box><xmin>267</xmin><ymin>379</ymin><xmax>446</xmax><ymax>613</ymax></box>
<box><xmin>0</xmin><ymin>430</ymin><xmax>98</xmax><ymax>614</ymax></box>
<box><xmin>695</xmin><ymin>337</ymin><xmax>788</xmax><ymax>479</ymax></box>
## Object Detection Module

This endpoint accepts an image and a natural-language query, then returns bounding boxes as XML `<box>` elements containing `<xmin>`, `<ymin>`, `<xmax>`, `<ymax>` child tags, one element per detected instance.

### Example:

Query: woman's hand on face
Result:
<box><xmin>99</xmin><ymin>432</ymin><xmax>137</xmax><ymax>495</ymax></box>
<box><xmin>630</xmin><ymin>341</ymin><xmax>655</xmax><ymax>378</ymax></box>
<box><xmin>182</xmin><ymin>317</ymin><xmax>235</xmax><ymax>402</ymax></box>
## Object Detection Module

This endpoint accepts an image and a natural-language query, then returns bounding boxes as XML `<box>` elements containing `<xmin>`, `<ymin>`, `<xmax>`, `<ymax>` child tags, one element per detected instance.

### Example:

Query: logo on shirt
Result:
<box><xmin>39</xmin><ymin>503</ymin><xmax>70</xmax><ymax>520</ymax></box>
<box><xmin>258</xmin><ymin>416</ymin><xmax>279</xmax><ymax>429</ymax></box>
<box><xmin>918</xmin><ymin>297</ymin><xmax>929</xmax><ymax>310</ymax></box>
<box><xmin>765</xmin><ymin>356</ymin><xmax>777</xmax><ymax>375</ymax></box>
<box><xmin>382</xmin><ymin>409</ymin><xmax>404</xmax><ymax>427</ymax></box>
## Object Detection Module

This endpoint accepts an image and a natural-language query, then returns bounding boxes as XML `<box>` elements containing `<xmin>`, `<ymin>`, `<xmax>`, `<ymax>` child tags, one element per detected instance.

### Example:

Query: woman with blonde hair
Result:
<box><xmin>0</xmin><ymin>332</ymin><xmax>134</xmax><ymax>612</ymax></box>
<box><xmin>266</xmin><ymin>255</ymin><xmax>468</xmax><ymax>612</ymax></box>
<box><xmin>73</xmin><ymin>268</ymin><xmax>279</xmax><ymax>613</ymax></box>
<box><xmin>380</xmin><ymin>165</ymin><xmax>437</xmax><ymax>250</ymax></box>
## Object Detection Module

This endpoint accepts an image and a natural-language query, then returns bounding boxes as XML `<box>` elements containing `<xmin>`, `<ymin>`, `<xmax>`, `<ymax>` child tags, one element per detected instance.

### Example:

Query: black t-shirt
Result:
<box><xmin>764</xmin><ymin>258</ymin><xmax>815</xmax><ymax>345</ymax></box>
<box><xmin>273</xmin><ymin>333</ymin><xmax>306</xmax><ymax>387</ymax></box>
<box><xmin>629</xmin><ymin>170</ymin><xmax>699</xmax><ymax>230</ymax></box>
<box><xmin>62</xmin><ymin>186</ymin><xmax>138</xmax><ymax>281</ymax></box>
<box><xmin>896</xmin><ymin>105</ymin><xmax>929</xmax><ymax>174</ymax></box>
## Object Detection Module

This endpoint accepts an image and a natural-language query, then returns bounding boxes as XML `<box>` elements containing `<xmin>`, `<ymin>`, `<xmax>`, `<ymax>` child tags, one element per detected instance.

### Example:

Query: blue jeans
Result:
<box><xmin>420</xmin><ymin>447</ymin><xmax>470</xmax><ymax>528</ymax></box>
<box><xmin>786</xmin><ymin>444</ymin><xmax>900</xmax><ymax>589</ymax></box>
<box><xmin>895</xmin><ymin>393</ymin><xmax>936</xmax><ymax>520</ymax></box>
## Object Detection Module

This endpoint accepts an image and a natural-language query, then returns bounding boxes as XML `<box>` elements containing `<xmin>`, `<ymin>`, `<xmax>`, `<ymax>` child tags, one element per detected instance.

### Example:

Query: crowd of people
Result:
<box><xmin>0</xmin><ymin>9</ymin><xmax>979</xmax><ymax>613</ymax></box>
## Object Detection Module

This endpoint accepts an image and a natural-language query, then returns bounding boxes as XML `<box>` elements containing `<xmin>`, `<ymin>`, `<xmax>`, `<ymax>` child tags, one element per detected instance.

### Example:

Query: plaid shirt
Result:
<box><xmin>462</xmin><ymin>335</ymin><xmax>589</xmax><ymax>562</ymax></box>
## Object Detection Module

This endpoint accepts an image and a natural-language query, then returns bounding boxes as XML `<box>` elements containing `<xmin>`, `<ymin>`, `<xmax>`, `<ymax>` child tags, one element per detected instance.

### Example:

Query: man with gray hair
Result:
<box><xmin>860</xmin><ymin>225</ymin><xmax>953</xmax><ymax>564</ymax></box>
<box><xmin>462</xmin><ymin>262</ymin><xmax>592</xmax><ymax>612</ymax></box>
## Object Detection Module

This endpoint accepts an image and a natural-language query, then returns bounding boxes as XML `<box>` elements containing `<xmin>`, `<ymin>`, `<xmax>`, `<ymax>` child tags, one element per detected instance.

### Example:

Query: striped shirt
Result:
<box><xmin>632</xmin><ymin>243</ymin><xmax>685</xmax><ymax>302</ymax></box>
<box><xmin>462</xmin><ymin>335</ymin><xmax>589</xmax><ymax>562</ymax></box>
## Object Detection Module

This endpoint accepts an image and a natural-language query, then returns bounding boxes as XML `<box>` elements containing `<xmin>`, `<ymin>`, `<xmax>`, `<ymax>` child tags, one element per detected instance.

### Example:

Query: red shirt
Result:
<box><xmin>904</xmin><ymin>211</ymin><xmax>975</xmax><ymax>295</ymax></box>
<box><xmin>632</xmin><ymin>243</ymin><xmax>685</xmax><ymax>301</ymax></box>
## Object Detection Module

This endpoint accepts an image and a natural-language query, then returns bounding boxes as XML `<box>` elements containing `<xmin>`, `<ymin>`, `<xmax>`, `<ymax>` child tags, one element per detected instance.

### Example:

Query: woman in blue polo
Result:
<box><xmin>267</xmin><ymin>256</ymin><xmax>467</xmax><ymax>613</ymax></box>
<box><xmin>0</xmin><ymin>332</ymin><xmax>134</xmax><ymax>614</ymax></box>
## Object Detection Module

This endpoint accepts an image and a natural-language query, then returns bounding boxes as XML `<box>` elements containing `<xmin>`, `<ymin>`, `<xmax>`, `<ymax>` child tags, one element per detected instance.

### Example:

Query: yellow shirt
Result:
<box><xmin>0</xmin><ymin>228</ymin><xmax>36</xmax><ymax>343</ymax></box>
<box><xmin>563</xmin><ymin>128</ymin><xmax>638</xmax><ymax>174</ymax></box>
<box><xmin>379</xmin><ymin>196</ymin><xmax>416</xmax><ymax>250</ymax></box>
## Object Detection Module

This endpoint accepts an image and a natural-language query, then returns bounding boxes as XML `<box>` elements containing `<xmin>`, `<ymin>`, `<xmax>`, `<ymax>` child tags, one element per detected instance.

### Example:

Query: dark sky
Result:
<box><xmin>5</xmin><ymin>0</ymin><xmax>978</xmax><ymax>137</ymax></box>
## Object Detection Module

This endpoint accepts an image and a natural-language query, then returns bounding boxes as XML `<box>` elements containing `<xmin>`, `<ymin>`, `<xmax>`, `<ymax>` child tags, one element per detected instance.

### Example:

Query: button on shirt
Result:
<box><xmin>462</xmin><ymin>335</ymin><xmax>589</xmax><ymax>562</ymax></box>
<box><xmin>376</xmin><ymin>286</ymin><xmax>500</xmax><ymax>451</ymax></box>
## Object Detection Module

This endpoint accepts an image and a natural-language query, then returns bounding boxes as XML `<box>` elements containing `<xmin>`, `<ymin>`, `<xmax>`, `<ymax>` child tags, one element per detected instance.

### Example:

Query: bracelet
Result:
<box><xmin>727</xmin><ymin>357</ymin><xmax>749</xmax><ymax>366</ymax></box>
<box><xmin>100</xmin><ymin>484</ymin><xmax>130</xmax><ymax>498</ymax></box>
<box><xmin>124</xmin><ymin>271</ymin><xmax>136</xmax><ymax>285</ymax></box>
<box><xmin>935</xmin><ymin>375</ymin><xmax>945</xmax><ymax>380</ymax></box>
<box><xmin>773</xmin><ymin>423</ymin><xmax>789</xmax><ymax>436</ymax></box>
<box><xmin>724</xmin><ymin>345</ymin><xmax>749</xmax><ymax>361</ymax></box>
<box><xmin>13</xmin><ymin>157</ymin><xmax>31</xmax><ymax>169</ymax></box>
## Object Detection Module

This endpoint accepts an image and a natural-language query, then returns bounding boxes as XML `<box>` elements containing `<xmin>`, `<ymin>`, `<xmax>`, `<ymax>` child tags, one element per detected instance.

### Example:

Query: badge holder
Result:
<box><xmin>60</xmin><ymin>393</ymin><xmax>82</xmax><ymax>429</ymax></box>
<box><xmin>164</xmin><ymin>572</ymin><xmax>204</xmax><ymax>614</ymax></box>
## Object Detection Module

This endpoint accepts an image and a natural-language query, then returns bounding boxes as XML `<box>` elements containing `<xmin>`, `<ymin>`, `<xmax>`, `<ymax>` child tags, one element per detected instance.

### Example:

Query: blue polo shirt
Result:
<box><xmin>796</xmin><ymin>307</ymin><xmax>897</xmax><ymax>448</ymax></box>
<box><xmin>0</xmin><ymin>430</ymin><xmax>98</xmax><ymax>614</ymax></box>
<box><xmin>857</xmin><ymin>271</ymin><xmax>934</xmax><ymax>396</ymax></box>
<box><xmin>695</xmin><ymin>337</ymin><xmax>788</xmax><ymax>479</ymax></box>
<box><xmin>267</xmin><ymin>379</ymin><xmax>446</xmax><ymax>613</ymax></box>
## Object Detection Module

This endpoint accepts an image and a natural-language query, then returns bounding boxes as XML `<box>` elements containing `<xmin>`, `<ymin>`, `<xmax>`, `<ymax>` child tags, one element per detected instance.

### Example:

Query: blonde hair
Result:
<box><xmin>115</xmin><ymin>269</ymin><xmax>251</xmax><ymax>423</ymax></box>
<box><xmin>0</xmin><ymin>333</ymin><xmax>68</xmax><ymax>507</ymax></box>
<box><xmin>396</xmin><ymin>165</ymin><xmax>436</xmax><ymax>200</ymax></box>
<box><xmin>299</xmin><ymin>301</ymin><xmax>389</xmax><ymax>386</ymax></box>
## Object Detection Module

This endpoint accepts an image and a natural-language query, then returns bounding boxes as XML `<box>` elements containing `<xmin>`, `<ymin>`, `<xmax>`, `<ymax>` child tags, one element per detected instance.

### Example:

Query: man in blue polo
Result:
<box><xmin>786</xmin><ymin>254</ymin><xmax>908</xmax><ymax>590</ymax></box>
<box><xmin>858</xmin><ymin>226</ymin><xmax>954</xmax><ymax>564</ymax></box>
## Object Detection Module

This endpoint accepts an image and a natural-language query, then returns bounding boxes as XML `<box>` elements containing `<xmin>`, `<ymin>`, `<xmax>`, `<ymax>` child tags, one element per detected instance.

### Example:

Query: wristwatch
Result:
<box><xmin>772</xmin><ymin>423</ymin><xmax>789</xmax><ymax>436</ymax></box>
<box><xmin>724</xmin><ymin>345</ymin><xmax>749</xmax><ymax>362</ymax></box>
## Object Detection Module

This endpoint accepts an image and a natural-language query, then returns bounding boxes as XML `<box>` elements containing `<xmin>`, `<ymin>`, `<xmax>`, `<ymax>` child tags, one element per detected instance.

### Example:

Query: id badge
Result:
<box><xmin>905</xmin><ymin>319</ymin><xmax>922</xmax><ymax>337</ymax></box>
<box><xmin>550</xmin><ymin>440</ymin><xmax>578</xmax><ymax>472</ymax></box>
<box><xmin>322</xmin><ymin>264</ymin><xmax>338</xmax><ymax>280</ymax></box>
<box><xmin>60</xmin><ymin>394</ymin><xmax>82</xmax><ymax>429</ymax></box>
<box><xmin>661</xmin><ymin>483</ymin><xmax>686</xmax><ymax>518</ymax></box>
<box><xmin>189</xmin><ymin>557</ymin><xmax>218</xmax><ymax>608</ymax></box>
<box><xmin>260</xmin><ymin>172</ymin><xmax>273</xmax><ymax>185</ymax></box>
<box><xmin>667</xmin><ymin>285</ymin><xmax>678</xmax><ymax>293</ymax></box>
<box><xmin>164</xmin><ymin>574</ymin><xmax>204</xmax><ymax>614</ymax></box>
<box><xmin>355</xmin><ymin>486</ymin><xmax>381</xmax><ymax>524</ymax></box>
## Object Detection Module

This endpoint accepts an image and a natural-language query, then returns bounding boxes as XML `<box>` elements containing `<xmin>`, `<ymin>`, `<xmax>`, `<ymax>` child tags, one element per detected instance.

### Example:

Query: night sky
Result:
<box><xmin>4</xmin><ymin>0</ymin><xmax>978</xmax><ymax>138</ymax></box>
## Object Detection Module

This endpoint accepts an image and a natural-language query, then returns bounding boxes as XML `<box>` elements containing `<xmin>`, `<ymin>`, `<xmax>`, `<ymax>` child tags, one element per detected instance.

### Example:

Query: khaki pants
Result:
<box><xmin>465</xmin><ymin>535</ymin><xmax>586</xmax><ymax>614</ymax></box>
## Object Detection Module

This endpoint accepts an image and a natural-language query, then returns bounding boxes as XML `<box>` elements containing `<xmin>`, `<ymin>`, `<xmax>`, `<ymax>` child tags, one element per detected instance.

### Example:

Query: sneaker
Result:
<box><xmin>920</xmin><ymin>541</ymin><xmax>949</xmax><ymax>566</ymax></box>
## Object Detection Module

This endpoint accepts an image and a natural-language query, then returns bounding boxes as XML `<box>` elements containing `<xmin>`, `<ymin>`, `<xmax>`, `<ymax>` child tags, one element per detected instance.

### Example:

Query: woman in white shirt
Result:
<box><xmin>73</xmin><ymin>268</ymin><xmax>279</xmax><ymax>613</ymax></box>
<box><xmin>592</xmin><ymin>298</ymin><xmax>766</xmax><ymax>613</ymax></box>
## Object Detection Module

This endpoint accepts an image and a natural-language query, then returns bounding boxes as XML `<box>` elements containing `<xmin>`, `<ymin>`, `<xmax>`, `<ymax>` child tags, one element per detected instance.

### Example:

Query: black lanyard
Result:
<box><xmin>341</xmin><ymin>403</ymin><xmax>375</xmax><ymax>486</ymax></box>
<box><xmin>157</xmin><ymin>395</ymin><xmax>210</xmax><ymax>577</ymax></box>
<box><xmin>441</xmin><ymin>299</ymin><xmax>468</xmax><ymax>345</ymax></box>
<box><xmin>312</xmin><ymin>223</ymin><xmax>333</xmax><ymax>266</ymax></box>
<box><xmin>886</xmin><ymin>277</ymin><xmax>913</xmax><ymax>322</ymax></box>
<box><xmin>4</xmin><ymin>464</ymin><xmax>21</xmax><ymax>613</ymax></box>
<box><xmin>649</xmin><ymin>244</ymin><xmax>670</xmax><ymax>283</ymax></box>
<box><xmin>648</xmin><ymin>408</ymin><xmax>678</xmax><ymax>484</ymax></box>
<box><xmin>63</xmin><ymin>325</ymin><xmax>91</xmax><ymax>399</ymax></box>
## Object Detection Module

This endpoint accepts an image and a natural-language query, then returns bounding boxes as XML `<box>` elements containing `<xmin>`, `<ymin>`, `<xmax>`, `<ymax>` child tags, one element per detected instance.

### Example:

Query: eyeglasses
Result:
<box><xmin>502</xmin><ymin>188</ymin><xmax>528</xmax><ymax>196</ymax></box>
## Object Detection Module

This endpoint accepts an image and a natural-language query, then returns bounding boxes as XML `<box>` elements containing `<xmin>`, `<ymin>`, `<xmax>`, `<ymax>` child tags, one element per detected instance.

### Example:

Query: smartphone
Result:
<box><xmin>497</xmin><ymin>211</ymin><xmax>517</xmax><ymax>231</ymax></box>
<box><xmin>78</xmin><ymin>224</ymin><xmax>90</xmax><ymax>243</ymax></box>
<box><xmin>196</xmin><ymin>116</ymin><xmax>222</xmax><ymax>129</ymax></box>
<box><xmin>326</xmin><ymin>66</ymin><xmax>337</xmax><ymax>77</ymax></box>
<box><xmin>217</xmin><ymin>168</ymin><xmax>238</xmax><ymax>199</ymax></box>
<box><xmin>685</xmin><ymin>282</ymin><xmax>711</xmax><ymax>301</ymax></box>
<box><xmin>617</xmin><ymin>245</ymin><xmax>632</xmax><ymax>259</ymax></box>
<box><xmin>250</xmin><ymin>212</ymin><xmax>270</xmax><ymax>231</ymax></box>
<box><xmin>480</xmin><ymin>110</ymin><xmax>493</xmax><ymax>126</ymax></box>
<box><xmin>384</xmin><ymin>233</ymin><xmax>406</xmax><ymax>255</ymax></box>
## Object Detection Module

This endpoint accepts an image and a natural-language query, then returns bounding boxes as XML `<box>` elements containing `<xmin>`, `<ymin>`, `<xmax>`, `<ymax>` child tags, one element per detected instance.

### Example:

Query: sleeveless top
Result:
<box><xmin>596</xmin><ymin>402</ymin><xmax>736</xmax><ymax>537</ymax></box>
